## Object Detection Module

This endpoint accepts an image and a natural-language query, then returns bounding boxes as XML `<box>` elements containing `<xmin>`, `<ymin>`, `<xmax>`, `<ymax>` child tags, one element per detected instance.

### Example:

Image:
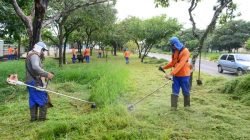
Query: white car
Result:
<box><xmin>217</xmin><ymin>54</ymin><xmax>250</xmax><ymax>76</ymax></box>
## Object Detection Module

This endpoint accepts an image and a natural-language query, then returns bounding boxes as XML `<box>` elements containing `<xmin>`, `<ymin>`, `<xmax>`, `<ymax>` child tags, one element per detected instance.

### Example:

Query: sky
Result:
<box><xmin>115</xmin><ymin>0</ymin><xmax>250</xmax><ymax>29</ymax></box>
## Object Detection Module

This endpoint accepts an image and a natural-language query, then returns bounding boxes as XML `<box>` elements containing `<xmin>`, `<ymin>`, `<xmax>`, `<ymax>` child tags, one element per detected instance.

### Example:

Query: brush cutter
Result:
<box><xmin>127</xmin><ymin>66</ymin><xmax>172</xmax><ymax>111</ymax></box>
<box><xmin>158</xmin><ymin>66</ymin><xmax>166</xmax><ymax>73</ymax></box>
<box><xmin>6</xmin><ymin>75</ymin><xmax>96</xmax><ymax>108</ymax></box>
<box><xmin>127</xmin><ymin>80</ymin><xmax>171</xmax><ymax>111</ymax></box>
<box><xmin>159</xmin><ymin>66</ymin><xmax>173</xmax><ymax>80</ymax></box>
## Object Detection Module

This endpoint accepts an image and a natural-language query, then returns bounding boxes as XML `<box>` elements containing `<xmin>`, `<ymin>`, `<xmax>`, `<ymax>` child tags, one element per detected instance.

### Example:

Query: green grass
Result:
<box><xmin>1</xmin><ymin>52</ymin><xmax>250</xmax><ymax>139</ymax></box>
<box><xmin>202</xmin><ymin>52</ymin><xmax>221</xmax><ymax>61</ymax></box>
<box><xmin>220</xmin><ymin>74</ymin><xmax>250</xmax><ymax>105</ymax></box>
<box><xmin>143</xmin><ymin>57</ymin><xmax>168</xmax><ymax>65</ymax></box>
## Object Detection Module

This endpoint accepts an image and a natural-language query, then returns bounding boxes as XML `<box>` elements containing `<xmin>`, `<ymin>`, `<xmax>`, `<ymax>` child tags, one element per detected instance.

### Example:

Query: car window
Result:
<box><xmin>220</xmin><ymin>55</ymin><xmax>227</xmax><ymax>60</ymax></box>
<box><xmin>227</xmin><ymin>55</ymin><xmax>235</xmax><ymax>61</ymax></box>
<box><xmin>236</xmin><ymin>54</ymin><xmax>250</xmax><ymax>61</ymax></box>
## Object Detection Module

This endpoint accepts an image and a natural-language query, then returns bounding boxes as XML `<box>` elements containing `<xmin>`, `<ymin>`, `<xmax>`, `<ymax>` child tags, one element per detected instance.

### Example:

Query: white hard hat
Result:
<box><xmin>33</xmin><ymin>41</ymin><xmax>48</xmax><ymax>53</ymax></box>
<box><xmin>36</xmin><ymin>41</ymin><xmax>48</xmax><ymax>51</ymax></box>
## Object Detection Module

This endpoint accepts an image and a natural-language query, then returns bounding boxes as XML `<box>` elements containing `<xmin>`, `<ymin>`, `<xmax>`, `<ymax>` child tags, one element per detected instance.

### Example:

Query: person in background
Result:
<box><xmin>8</xmin><ymin>46</ymin><xmax>13</xmax><ymax>60</ymax></box>
<box><xmin>72</xmin><ymin>47</ymin><xmax>77</xmax><ymax>63</ymax></box>
<box><xmin>83</xmin><ymin>46</ymin><xmax>90</xmax><ymax>63</ymax></box>
<box><xmin>124</xmin><ymin>48</ymin><xmax>130</xmax><ymax>64</ymax></box>
<box><xmin>13</xmin><ymin>48</ymin><xmax>18</xmax><ymax>60</ymax></box>
<box><xmin>161</xmin><ymin>37</ymin><xmax>191</xmax><ymax>110</ymax></box>
<box><xmin>26</xmin><ymin>41</ymin><xmax>54</xmax><ymax>122</ymax></box>
<box><xmin>98</xmin><ymin>48</ymin><xmax>102</xmax><ymax>58</ymax></box>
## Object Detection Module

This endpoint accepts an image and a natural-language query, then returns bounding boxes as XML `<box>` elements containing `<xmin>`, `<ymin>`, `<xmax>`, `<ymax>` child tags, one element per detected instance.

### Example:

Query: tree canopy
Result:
<box><xmin>210</xmin><ymin>20</ymin><xmax>250</xmax><ymax>52</ymax></box>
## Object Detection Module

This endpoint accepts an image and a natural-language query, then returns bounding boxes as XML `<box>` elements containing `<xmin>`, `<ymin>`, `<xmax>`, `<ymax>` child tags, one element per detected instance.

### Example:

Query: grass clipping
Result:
<box><xmin>222</xmin><ymin>74</ymin><xmax>250</xmax><ymax>105</ymax></box>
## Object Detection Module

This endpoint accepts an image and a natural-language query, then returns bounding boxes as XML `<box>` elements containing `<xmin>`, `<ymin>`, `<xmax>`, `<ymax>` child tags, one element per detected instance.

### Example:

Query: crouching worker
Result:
<box><xmin>161</xmin><ymin>37</ymin><xmax>191</xmax><ymax>110</ymax></box>
<box><xmin>26</xmin><ymin>42</ymin><xmax>54</xmax><ymax>122</ymax></box>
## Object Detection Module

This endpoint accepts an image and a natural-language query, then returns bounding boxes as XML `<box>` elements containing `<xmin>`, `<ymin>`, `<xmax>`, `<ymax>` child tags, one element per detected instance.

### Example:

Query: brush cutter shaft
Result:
<box><xmin>29</xmin><ymin>84</ymin><xmax>94</xmax><ymax>104</ymax></box>
<box><xmin>9</xmin><ymin>80</ymin><xmax>94</xmax><ymax>104</ymax></box>
<box><xmin>42</xmin><ymin>88</ymin><xmax>94</xmax><ymax>104</ymax></box>
<box><xmin>131</xmin><ymin>81</ymin><xmax>170</xmax><ymax>106</ymax></box>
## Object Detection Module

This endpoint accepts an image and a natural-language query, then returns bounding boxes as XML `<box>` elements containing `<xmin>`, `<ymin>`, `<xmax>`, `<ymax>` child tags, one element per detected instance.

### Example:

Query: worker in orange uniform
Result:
<box><xmin>8</xmin><ymin>46</ymin><xmax>13</xmax><ymax>60</ymax></box>
<box><xmin>161</xmin><ymin>37</ymin><xmax>191</xmax><ymax>110</ymax></box>
<box><xmin>72</xmin><ymin>47</ymin><xmax>77</xmax><ymax>63</ymax></box>
<box><xmin>83</xmin><ymin>46</ymin><xmax>90</xmax><ymax>63</ymax></box>
<box><xmin>124</xmin><ymin>48</ymin><xmax>130</xmax><ymax>64</ymax></box>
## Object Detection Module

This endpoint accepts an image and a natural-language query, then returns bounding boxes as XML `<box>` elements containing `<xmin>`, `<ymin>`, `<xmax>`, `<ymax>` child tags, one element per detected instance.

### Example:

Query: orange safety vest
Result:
<box><xmin>163</xmin><ymin>48</ymin><xmax>191</xmax><ymax>77</ymax></box>
<box><xmin>8</xmin><ymin>48</ymin><xmax>13</xmax><ymax>54</ymax></box>
<box><xmin>83</xmin><ymin>48</ymin><xmax>90</xmax><ymax>56</ymax></box>
<box><xmin>124</xmin><ymin>51</ymin><xmax>130</xmax><ymax>58</ymax></box>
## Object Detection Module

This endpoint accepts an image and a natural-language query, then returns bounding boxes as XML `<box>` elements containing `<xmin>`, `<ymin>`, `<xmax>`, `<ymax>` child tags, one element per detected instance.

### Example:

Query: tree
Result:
<box><xmin>210</xmin><ymin>20</ymin><xmax>250</xmax><ymax>52</ymax></box>
<box><xmin>11</xmin><ymin>0</ymin><xmax>49</xmax><ymax>50</ymax></box>
<box><xmin>119</xmin><ymin>17</ymin><xmax>144</xmax><ymax>58</ymax></box>
<box><xmin>120</xmin><ymin>15</ymin><xmax>181</xmax><ymax>62</ymax></box>
<box><xmin>246</xmin><ymin>38</ymin><xmax>250</xmax><ymax>50</ymax></box>
<box><xmin>179</xmin><ymin>29</ymin><xmax>204</xmax><ymax>51</ymax></box>
<box><xmin>73</xmin><ymin>4</ymin><xmax>116</xmax><ymax>56</ymax></box>
<box><xmin>9</xmin><ymin>0</ymin><xmax>113</xmax><ymax>66</ymax></box>
<box><xmin>0</xmin><ymin>0</ymin><xmax>27</xmax><ymax>58</ymax></box>
<box><xmin>46</xmin><ymin>0</ymin><xmax>114</xmax><ymax>66</ymax></box>
<box><xmin>124</xmin><ymin>41</ymin><xmax>137</xmax><ymax>53</ymax></box>
<box><xmin>140</xmin><ymin>15</ymin><xmax>181</xmax><ymax>62</ymax></box>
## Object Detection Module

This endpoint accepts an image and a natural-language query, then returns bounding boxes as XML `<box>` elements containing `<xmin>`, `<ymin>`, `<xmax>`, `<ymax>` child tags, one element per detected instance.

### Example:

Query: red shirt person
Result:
<box><xmin>83</xmin><ymin>47</ymin><xmax>90</xmax><ymax>63</ymax></box>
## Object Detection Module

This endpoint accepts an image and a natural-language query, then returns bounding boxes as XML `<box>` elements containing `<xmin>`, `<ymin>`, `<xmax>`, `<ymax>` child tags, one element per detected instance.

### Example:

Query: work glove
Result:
<box><xmin>165</xmin><ymin>74</ymin><xmax>173</xmax><ymax>80</ymax></box>
<box><xmin>47</xmin><ymin>72</ymin><xmax>54</xmax><ymax>80</ymax></box>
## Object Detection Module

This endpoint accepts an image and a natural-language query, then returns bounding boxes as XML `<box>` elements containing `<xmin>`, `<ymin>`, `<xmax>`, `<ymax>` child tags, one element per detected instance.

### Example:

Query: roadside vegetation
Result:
<box><xmin>1</xmin><ymin>54</ymin><xmax>250</xmax><ymax>139</ymax></box>
<box><xmin>221</xmin><ymin>74</ymin><xmax>250</xmax><ymax>106</ymax></box>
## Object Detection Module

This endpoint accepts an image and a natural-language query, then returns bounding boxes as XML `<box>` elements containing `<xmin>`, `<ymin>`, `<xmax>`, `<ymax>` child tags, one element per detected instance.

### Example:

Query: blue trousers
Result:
<box><xmin>72</xmin><ymin>54</ymin><xmax>77</xmax><ymax>63</ymax></box>
<box><xmin>85</xmin><ymin>56</ymin><xmax>90</xmax><ymax>63</ymax></box>
<box><xmin>8</xmin><ymin>54</ymin><xmax>13</xmax><ymax>60</ymax></box>
<box><xmin>27</xmin><ymin>81</ymin><xmax>48</xmax><ymax>108</ymax></box>
<box><xmin>125</xmin><ymin>57</ymin><xmax>129</xmax><ymax>64</ymax></box>
<box><xmin>172</xmin><ymin>76</ymin><xmax>190</xmax><ymax>96</ymax></box>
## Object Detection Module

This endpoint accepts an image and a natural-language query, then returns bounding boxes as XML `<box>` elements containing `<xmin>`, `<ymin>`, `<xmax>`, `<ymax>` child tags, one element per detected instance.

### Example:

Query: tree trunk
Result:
<box><xmin>77</xmin><ymin>41</ymin><xmax>82</xmax><ymax>53</ymax></box>
<box><xmin>58</xmin><ymin>23</ymin><xmax>64</xmax><ymax>67</ymax></box>
<box><xmin>134</xmin><ymin>40</ymin><xmax>141</xmax><ymax>58</ymax></box>
<box><xmin>141</xmin><ymin>56</ymin><xmax>144</xmax><ymax>62</ymax></box>
<box><xmin>32</xmin><ymin>0</ymin><xmax>48</xmax><ymax>48</ymax></box>
<box><xmin>113</xmin><ymin>41</ymin><xmax>117</xmax><ymax>56</ymax></box>
<box><xmin>105</xmin><ymin>50</ymin><xmax>108</xmax><ymax>62</ymax></box>
<box><xmin>140</xmin><ymin>44</ymin><xmax>153</xmax><ymax>63</ymax></box>
<box><xmin>188</xmin><ymin>0</ymin><xmax>231</xmax><ymax>87</ymax></box>
<box><xmin>86</xmin><ymin>28</ymin><xmax>92</xmax><ymax>48</ymax></box>
<box><xmin>90</xmin><ymin>47</ymin><xmax>93</xmax><ymax>56</ymax></box>
<box><xmin>63</xmin><ymin>34</ymin><xmax>69</xmax><ymax>64</ymax></box>
<box><xmin>28</xmin><ymin>34</ymin><xmax>33</xmax><ymax>51</ymax></box>
<box><xmin>18</xmin><ymin>37</ymin><xmax>21</xmax><ymax>59</ymax></box>
<box><xmin>11</xmin><ymin>0</ymin><xmax>49</xmax><ymax>50</ymax></box>
<box><xmin>102</xmin><ymin>47</ymin><xmax>105</xmax><ymax>58</ymax></box>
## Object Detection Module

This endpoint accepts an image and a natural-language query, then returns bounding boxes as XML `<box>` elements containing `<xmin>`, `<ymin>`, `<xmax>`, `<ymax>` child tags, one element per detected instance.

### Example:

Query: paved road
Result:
<box><xmin>148</xmin><ymin>52</ymin><xmax>236</xmax><ymax>77</ymax></box>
